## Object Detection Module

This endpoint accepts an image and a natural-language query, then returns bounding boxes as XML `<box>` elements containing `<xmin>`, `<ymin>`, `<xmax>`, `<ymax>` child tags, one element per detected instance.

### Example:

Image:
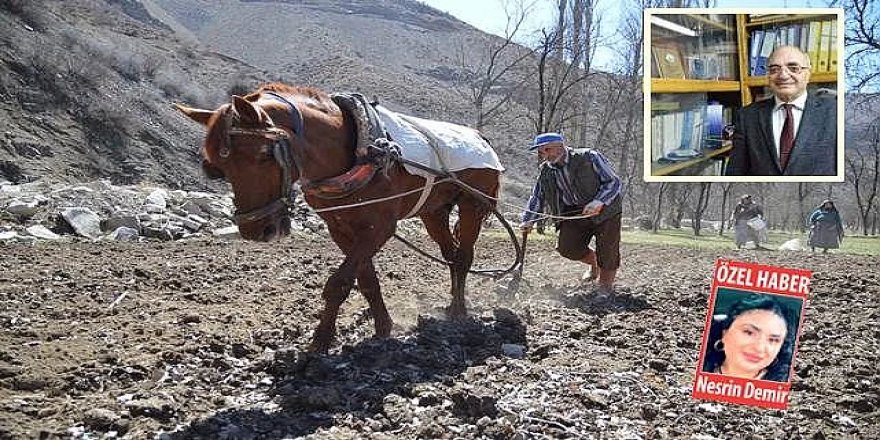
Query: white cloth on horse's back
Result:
<box><xmin>374</xmin><ymin>105</ymin><xmax>504</xmax><ymax>178</ymax></box>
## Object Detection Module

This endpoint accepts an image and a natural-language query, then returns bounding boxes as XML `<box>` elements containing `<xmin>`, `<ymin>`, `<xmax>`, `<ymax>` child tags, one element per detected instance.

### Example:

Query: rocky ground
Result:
<box><xmin>1</xmin><ymin>217</ymin><xmax>878</xmax><ymax>439</ymax></box>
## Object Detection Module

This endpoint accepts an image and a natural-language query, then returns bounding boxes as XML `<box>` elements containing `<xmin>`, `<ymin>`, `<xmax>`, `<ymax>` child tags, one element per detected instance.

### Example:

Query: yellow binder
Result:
<box><xmin>828</xmin><ymin>19</ymin><xmax>838</xmax><ymax>72</ymax></box>
<box><xmin>807</xmin><ymin>21</ymin><xmax>822</xmax><ymax>70</ymax></box>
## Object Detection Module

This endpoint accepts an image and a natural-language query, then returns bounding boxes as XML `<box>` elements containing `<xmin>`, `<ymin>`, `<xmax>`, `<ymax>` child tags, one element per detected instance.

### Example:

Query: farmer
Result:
<box><xmin>520</xmin><ymin>132</ymin><xmax>623</xmax><ymax>292</ymax></box>
<box><xmin>731</xmin><ymin>194</ymin><xmax>766</xmax><ymax>249</ymax></box>
<box><xmin>807</xmin><ymin>199</ymin><xmax>844</xmax><ymax>253</ymax></box>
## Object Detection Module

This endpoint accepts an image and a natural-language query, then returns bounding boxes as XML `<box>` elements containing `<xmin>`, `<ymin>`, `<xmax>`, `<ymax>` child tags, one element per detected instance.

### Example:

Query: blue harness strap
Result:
<box><xmin>262</xmin><ymin>91</ymin><xmax>305</xmax><ymax>138</ymax></box>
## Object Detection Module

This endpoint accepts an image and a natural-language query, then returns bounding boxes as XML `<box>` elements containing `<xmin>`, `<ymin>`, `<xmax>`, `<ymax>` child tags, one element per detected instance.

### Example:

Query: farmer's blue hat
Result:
<box><xmin>529</xmin><ymin>132</ymin><xmax>564</xmax><ymax>151</ymax></box>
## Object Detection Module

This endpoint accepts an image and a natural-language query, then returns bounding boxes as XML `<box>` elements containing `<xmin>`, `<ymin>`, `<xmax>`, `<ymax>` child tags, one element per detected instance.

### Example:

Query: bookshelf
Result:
<box><xmin>648</xmin><ymin>11</ymin><xmax>840</xmax><ymax>178</ymax></box>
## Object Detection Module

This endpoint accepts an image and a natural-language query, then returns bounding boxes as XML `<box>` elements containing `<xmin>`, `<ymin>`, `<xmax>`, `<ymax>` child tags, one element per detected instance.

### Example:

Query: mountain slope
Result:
<box><xmin>1</xmin><ymin>0</ymin><xmax>268</xmax><ymax>187</ymax></box>
<box><xmin>0</xmin><ymin>0</ymin><xmax>541</xmax><ymax>200</ymax></box>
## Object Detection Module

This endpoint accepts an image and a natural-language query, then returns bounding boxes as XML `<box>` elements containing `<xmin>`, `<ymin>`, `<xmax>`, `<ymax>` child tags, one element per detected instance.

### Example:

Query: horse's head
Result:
<box><xmin>175</xmin><ymin>94</ymin><xmax>301</xmax><ymax>242</ymax></box>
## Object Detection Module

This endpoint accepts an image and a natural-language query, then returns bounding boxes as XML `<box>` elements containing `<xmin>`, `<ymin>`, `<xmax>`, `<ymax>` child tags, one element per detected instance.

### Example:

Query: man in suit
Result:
<box><xmin>726</xmin><ymin>46</ymin><xmax>837</xmax><ymax>176</ymax></box>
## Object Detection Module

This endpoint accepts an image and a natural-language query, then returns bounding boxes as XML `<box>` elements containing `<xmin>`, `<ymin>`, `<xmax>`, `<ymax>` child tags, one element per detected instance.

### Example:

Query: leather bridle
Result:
<box><xmin>221</xmin><ymin>92</ymin><xmax>305</xmax><ymax>224</ymax></box>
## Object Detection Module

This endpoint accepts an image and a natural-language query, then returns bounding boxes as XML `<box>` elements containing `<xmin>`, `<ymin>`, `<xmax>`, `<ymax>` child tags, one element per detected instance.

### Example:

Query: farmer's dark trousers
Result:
<box><xmin>556</xmin><ymin>211</ymin><xmax>621</xmax><ymax>270</ymax></box>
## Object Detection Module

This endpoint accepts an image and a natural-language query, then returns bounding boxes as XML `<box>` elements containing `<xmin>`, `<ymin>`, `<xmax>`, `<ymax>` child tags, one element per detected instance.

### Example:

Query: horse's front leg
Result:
<box><xmin>309</xmin><ymin>256</ymin><xmax>358</xmax><ymax>352</ymax></box>
<box><xmin>357</xmin><ymin>258</ymin><xmax>393</xmax><ymax>338</ymax></box>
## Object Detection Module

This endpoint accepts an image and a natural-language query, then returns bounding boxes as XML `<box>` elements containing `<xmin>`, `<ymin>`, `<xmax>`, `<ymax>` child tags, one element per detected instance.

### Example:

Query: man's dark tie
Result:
<box><xmin>779</xmin><ymin>104</ymin><xmax>795</xmax><ymax>170</ymax></box>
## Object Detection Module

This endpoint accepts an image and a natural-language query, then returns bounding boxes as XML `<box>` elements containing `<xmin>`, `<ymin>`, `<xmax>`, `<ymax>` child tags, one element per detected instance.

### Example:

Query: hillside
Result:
<box><xmin>0</xmin><ymin>0</ymin><xmax>276</xmax><ymax>188</ymax></box>
<box><xmin>0</xmin><ymin>0</ymin><xmax>539</xmax><ymax>199</ymax></box>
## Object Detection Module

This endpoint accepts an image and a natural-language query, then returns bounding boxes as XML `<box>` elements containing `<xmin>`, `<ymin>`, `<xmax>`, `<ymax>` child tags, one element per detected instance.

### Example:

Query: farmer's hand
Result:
<box><xmin>582</xmin><ymin>200</ymin><xmax>604</xmax><ymax>218</ymax></box>
<box><xmin>520</xmin><ymin>224</ymin><xmax>532</xmax><ymax>234</ymax></box>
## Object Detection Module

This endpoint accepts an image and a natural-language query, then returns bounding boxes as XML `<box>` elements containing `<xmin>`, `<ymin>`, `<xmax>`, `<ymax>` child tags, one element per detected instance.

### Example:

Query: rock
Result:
<box><xmin>144</xmin><ymin>203</ymin><xmax>165</xmax><ymax>214</ymax></box>
<box><xmin>0</xmin><ymin>230</ymin><xmax>19</xmax><ymax>240</ymax></box>
<box><xmin>178</xmin><ymin>200</ymin><xmax>204</xmax><ymax>216</ymax></box>
<box><xmin>82</xmin><ymin>408</ymin><xmax>120</xmax><ymax>430</ymax></box>
<box><xmin>697</xmin><ymin>403</ymin><xmax>723</xmax><ymax>414</ymax></box>
<box><xmin>102</xmin><ymin>214</ymin><xmax>140</xmax><ymax>233</ymax></box>
<box><xmin>450</xmin><ymin>391</ymin><xmax>497</xmax><ymax>418</ymax></box>
<box><xmin>25</xmin><ymin>225</ymin><xmax>59</xmax><ymax>240</ymax></box>
<box><xmin>5</xmin><ymin>199</ymin><xmax>42</xmax><ymax>218</ymax></box>
<box><xmin>109</xmin><ymin>226</ymin><xmax>140</xmax><ymax>241</ymax></box>
<box><xmin>61</xmin><ymin>207</ymin><xmax>102</xmax><ymax>239</ymax></box>
<box><xmin>127</xmin><ymin>397</ymin><xmax>176</xmax><ymax>420</ymax></box>
<box><xmin>145</xmin><ymin>189</ymin><xmax>168</xmax><ymax>209</ymax></box>
<box><xmin>648</xmin><ymin>358</ymin><xmax>669</xmax><ymax>372</ymax></box>
<box><xmin>213</xmin><ymin>225</ymin><xmax>240</xmax><ymax>239</ymax></box>
<box><xmin>501</xmin><ymin>343</ymin><xmax>525</xmax><ymax>358</ymax></box>
<box><xmin>181</xmin><ymin>214</ymin><xmax>207</xmax><ymax>231</ymax></box>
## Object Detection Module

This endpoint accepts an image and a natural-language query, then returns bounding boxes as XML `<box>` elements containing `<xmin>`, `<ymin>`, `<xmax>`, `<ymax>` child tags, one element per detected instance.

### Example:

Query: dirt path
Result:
<box><xmin>1</xmin><ymin>232</ymin><xmax>878</xmax><ymax>439</ymax></box>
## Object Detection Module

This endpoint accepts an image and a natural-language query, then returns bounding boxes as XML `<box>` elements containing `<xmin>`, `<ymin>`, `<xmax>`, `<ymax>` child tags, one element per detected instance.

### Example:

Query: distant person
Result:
<box><xmin>731</xmin><ymin>194</ymin><xmax>766</xmax><ymax>249</ymax></box>
<box><xmin>520</xmin><ymin>132</ymin><xmax>623</xmax><ymax>293</ymax></box>
<box><xmin>808</xmin><ymin>199</ymin><xmax>844</xmax><ymax>253</ymax></box>
<box><xmin>702</xmin><ymin>293</ymin><xmax>798</xmax><ymax>382</ymax></box>
<box><xmin>726</xmin><ymin>46</ymin><xmax>837</xmax><ymax>176</ymax></box>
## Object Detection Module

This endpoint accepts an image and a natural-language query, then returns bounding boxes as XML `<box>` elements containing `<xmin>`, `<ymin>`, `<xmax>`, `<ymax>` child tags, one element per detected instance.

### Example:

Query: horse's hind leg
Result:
<box><xmin>309</xmin><ymin>256</ymin><xmax>358</xmax><ymax>352</ymax></box>
<box><xmin>448</xmin><ymin>200</ymin><xmax>487</xmax><ymax>317</ymax></box>
<box><xmin>357</xmin><ymin>258</ymin><xmax>393</xmax><ymax>338</ymax></box>
<box><xmin>421</xmin><ymin>208</ymin><xmax>464</xmax><ymax>317</ymax></box>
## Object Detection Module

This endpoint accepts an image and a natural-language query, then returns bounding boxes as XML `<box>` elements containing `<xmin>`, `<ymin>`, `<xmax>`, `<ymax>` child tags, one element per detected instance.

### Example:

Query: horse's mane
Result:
<box><xmin>251</xmin><ymin>83</ymin><xmax>335</xmax><ymax>114</ymax></box>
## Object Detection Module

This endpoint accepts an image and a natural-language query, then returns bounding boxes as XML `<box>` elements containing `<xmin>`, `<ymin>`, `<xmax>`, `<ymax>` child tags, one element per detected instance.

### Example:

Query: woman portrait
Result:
<box><xmin>702</xmin><ymin>291</ymin><xmax>801</xmax><ymax>382</ymax></box>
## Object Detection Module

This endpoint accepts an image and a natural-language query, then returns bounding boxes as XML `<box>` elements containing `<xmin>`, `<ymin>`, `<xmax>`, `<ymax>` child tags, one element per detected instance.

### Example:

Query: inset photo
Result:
<box><xmin>644</xmin><ymin>8</ymin><xmax>844</xmax><ymax>182</ymax></box>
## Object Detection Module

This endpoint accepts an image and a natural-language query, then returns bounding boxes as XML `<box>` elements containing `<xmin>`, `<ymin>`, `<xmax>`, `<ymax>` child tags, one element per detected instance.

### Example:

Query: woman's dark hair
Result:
<box><xmin>702</xmin><ymin>294</ymin><xmax>798</xmax><ymax>382</ymax></box>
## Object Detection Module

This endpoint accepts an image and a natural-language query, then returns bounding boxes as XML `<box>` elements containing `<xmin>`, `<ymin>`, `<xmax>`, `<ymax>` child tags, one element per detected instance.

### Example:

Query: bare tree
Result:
<box><xmin>667</xmin><ymin>184</ymin><xmax>693</xmax><ymax>228</ymax></box>
<box><xmin>846</xmin><ymin>121</ymin><xmax>880</xmax><ymax>235</ymax></box>
<box><xmin>718</xmin><ymin>182</ymin><xmax>735</xmax><ymax>235</ymax></box>
<box><xmin>652</xmin><ymin>182</ymin><xmax>671</xmax><ymax>232</ymax></box>
<box><xmin>451</xmin><ymin>0</ymin><xmax>534</xmax><ymax>130</ymax></box>
<box><xmin>526</xmin><ymin>0</ymin><xmax>601</xmax><ymax>133</ymax></box>
<box><xmin>691</xmin><ymin>182</ymin><xmax>712</xmax><ymax>235</ymax></box>
<box><xmin>796</xmin><ymin>183</ymin><xmax>820</xmax><ymax>232</ymax></box>
<box><xmin>599</xmin><ymin>0</ymin><xmax>644</xmax><ymax>211</ymax></box>
<box><xmin>836</xmin><ymin>0</ymin><xmax>880</xmax><ymax>91</ymax></box>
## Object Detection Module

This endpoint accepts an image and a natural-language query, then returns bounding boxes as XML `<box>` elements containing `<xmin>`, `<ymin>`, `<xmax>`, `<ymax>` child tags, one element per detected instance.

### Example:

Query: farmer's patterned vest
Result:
<box><xmin>537</xmin><ymin>148</ymin><xmax>622</xmax><ymax>226</ymax></box>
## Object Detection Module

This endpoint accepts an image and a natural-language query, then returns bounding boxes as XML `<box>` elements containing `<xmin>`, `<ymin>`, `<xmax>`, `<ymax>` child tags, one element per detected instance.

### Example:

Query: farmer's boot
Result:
<box><xmin>580</xmin><ymin>250</ymin><xmax>599</xmax><ymax>282</ymax></box>
<box><xmin>598</xmin><ymin>268</ymin><xmax>616</xmax><ymax>293</ymax></box>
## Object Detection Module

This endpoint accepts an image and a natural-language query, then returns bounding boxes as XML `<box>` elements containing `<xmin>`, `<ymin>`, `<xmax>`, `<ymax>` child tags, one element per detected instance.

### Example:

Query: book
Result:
<box><xmin>749</xmin><ymin>30</ymin><xmax>764</xmax><ymax>76</ymax></box>
<box><xmin>755</xmin><ymin>29</ymin><xmax>776</xmax><ymax>76</ymax></box>
<box><xmin>817</xmin><ymin>20</ymin><xmax>833</xmax><ymax>72</ymax></box>
<box><xmin>653</xmin><ymin>44</ymin><xmax>686</xmax><ymax>79</ymax></box>
<box><xmin>828</xmin><ymin>19</ymin><xmax>838</xmax><ymax>72</ymax></box>
<box><xmin>799</xmin><ymin>22</ymin><xmax>809</xmax><ymax>53</ymax></box>
<box><xmin>651</xmin><ymin>101</ymin><xmax>681</xmax><ymax>111</ymax></box>
<box><xmin>808</xmin><ymin>20</ymin><xmax>822</xmax><ymax>70</ymax></box>
<box><xmin>704</xmin><ymin>101</ymin><xmax>725</xmax><ymax>148</ymax></box>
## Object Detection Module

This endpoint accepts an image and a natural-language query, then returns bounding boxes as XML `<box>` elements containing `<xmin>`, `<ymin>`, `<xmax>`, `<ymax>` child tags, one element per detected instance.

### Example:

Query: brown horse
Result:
<box><xmin>176</xmin><ymin>83</ymin><xmax>501</xmax><ymax>352</ymax></box>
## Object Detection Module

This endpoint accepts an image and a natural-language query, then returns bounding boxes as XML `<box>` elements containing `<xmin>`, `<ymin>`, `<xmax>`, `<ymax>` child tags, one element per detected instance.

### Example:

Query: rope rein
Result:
<box><xmin>311</xmin><ymin>177</ymin><xmax>453</xmax><ymax>213</ymax></box>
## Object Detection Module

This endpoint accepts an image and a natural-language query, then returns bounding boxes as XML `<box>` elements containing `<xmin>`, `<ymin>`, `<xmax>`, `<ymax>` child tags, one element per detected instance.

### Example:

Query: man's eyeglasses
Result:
<box><xmin>767</xmin><ymin>64</ymin><xmax>809</xmax><ymax>75</ymax></box>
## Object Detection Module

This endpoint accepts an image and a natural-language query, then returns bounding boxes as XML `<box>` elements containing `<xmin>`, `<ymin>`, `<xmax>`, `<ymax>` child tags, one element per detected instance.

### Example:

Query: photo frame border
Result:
<box><xmin>643</xmin><ymin>7</ymin><xmax>845</xmax><ymax>183</ymax></box>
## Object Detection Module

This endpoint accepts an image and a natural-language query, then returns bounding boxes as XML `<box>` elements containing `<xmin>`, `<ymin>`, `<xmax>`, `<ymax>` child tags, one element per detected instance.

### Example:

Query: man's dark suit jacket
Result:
<box><xmin>726</xmin><ymin>93</ymin><xmax>837</xmax><ymax>176</ymax></box>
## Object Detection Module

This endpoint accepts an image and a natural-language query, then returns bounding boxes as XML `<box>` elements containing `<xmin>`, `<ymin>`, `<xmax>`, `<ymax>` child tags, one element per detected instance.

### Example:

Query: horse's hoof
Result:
<box><xmin>375</xmin><ymin>319</ymin><xmax>393</xmax><ymax>338</ymax></box>
<box><xmin>307</xmin><ymin>339</ymin><xmax>332</xmax><ymax>353</ymax></box>
<box><xmin>445</xmin><ymin>305</ymin><xmax>468</xmax><ymax>320</ymax></box>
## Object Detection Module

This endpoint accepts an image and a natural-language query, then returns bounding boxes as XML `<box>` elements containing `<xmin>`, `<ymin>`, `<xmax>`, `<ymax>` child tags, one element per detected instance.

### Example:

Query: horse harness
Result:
<box><xmin>222</xmin><ymin>91</ymin><xmax>306</xmax><ymax>224</ymax></box>
<box><xmin>223</xmin><ymin>91</ymin><xmax>442</xmax><ymax>224</ymax></box>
